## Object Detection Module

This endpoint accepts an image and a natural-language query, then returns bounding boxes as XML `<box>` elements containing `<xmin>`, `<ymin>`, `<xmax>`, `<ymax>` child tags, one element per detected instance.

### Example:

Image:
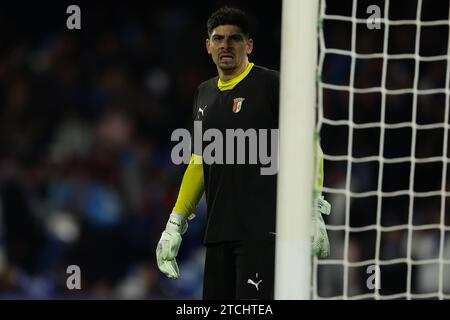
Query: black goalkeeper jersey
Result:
<box><xmin>192</xmin><ymin>65</ymin><xmax>280</xmax><ymax>244</ymax></box>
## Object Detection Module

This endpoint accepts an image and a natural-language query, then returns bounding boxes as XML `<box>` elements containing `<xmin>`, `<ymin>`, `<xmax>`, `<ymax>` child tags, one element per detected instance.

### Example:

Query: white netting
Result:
<box><xmin>314</xmin><ymin>0</ymin><xmax>450</xmax><ymax>299</ymax></box>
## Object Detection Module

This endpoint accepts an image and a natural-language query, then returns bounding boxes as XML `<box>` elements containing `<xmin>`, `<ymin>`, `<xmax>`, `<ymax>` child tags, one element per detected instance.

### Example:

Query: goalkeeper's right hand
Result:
<box><xmin>156</xmin><ymin>213</ymin><xmax>188</xmax><ymax>280</ymax></box>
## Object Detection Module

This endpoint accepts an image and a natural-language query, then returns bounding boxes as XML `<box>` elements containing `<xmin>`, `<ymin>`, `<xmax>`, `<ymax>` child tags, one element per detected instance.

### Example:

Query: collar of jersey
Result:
<box><xmin>217</xmin><ymin>62</ymin><xmax>254</xmax><ymax>91</ymax></box>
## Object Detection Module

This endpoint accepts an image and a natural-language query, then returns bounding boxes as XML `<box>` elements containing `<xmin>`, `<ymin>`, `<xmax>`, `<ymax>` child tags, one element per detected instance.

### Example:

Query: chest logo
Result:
<box><xmin>198</xmin><ymin>105</ymin><xmax>208</xmax><ymax>118</ymax></box>
<box><xmin>232</xmin><ymin>97</ymin><xmax>245</xmax><ymax>113</ymax></box>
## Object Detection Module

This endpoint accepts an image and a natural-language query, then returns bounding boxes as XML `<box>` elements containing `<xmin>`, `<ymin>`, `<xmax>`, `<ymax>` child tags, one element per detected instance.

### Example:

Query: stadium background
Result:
<box><xmin>0</xmin><ymin>0</ymin><xmax>448</xmax><ymax>299</ymax></box>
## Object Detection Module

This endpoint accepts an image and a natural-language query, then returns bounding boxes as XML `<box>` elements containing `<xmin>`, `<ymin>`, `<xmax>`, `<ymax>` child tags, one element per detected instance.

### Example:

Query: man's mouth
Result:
<box><xmin>219</xmin><ymin>53</ymin><xmax>234</xmax><ymax>62</ymax></box>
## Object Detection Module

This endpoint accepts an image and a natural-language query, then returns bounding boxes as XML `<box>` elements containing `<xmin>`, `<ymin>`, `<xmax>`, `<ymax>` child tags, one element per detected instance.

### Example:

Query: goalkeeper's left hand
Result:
<box><xmin>312</xmin><ymin>196</ymin><xmax>331</xmax><ymax>258</ymax></box>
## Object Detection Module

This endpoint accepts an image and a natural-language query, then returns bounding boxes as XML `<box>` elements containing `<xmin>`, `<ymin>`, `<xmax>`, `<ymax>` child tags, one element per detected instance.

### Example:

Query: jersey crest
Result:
<box><xmin>232</xmin><ymin>97</ymin><xmax>245</xmax><ymax>113</ymax></box>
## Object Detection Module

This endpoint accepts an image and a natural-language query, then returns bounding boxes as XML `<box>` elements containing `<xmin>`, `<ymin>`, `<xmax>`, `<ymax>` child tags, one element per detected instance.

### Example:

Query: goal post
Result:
<box><xmin>275</xmin><ymin>0</ymin><xmax>319</xmax><ymax>300</ymax></box>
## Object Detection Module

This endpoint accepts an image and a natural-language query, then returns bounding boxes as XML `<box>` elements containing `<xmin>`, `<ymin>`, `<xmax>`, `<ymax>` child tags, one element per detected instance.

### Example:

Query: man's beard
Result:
<box><xmin>218</xmin><ymin>61</ymin><xmax>237</xmax><ymax>71</ymax></box>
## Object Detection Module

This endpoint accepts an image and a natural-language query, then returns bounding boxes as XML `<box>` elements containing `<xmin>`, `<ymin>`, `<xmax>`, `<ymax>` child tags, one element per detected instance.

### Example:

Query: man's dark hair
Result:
<box><xmin>207</xmin><ymin>7</ymin><xmax>250</xmax><ymax>38</ymax></box>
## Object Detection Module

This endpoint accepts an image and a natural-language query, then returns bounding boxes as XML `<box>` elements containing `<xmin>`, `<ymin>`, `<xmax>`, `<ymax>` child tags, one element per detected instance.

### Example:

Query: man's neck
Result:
<box><xmin>218</xmin><ymin>60</ymin><xmax>250</xmax><ymax>82</ymax></box>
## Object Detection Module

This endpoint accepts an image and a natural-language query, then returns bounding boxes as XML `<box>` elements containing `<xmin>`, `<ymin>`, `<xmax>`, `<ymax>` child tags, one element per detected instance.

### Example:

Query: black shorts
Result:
<box><xmin>203</xmin><ymin>239</ymin><xmax>275</xmax><ymax>300</ymax></box>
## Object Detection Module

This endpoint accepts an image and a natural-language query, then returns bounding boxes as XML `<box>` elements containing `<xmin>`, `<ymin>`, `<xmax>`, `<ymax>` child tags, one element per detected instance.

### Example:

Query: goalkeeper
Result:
<box><xmin>156</xmin><ymin>6</ymin><xmax>331</xmax><ymax>300</ymax></box>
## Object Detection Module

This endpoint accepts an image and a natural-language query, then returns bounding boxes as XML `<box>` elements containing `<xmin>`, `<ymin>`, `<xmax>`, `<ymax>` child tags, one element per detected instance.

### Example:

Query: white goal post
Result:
<box><xmin>275</xmin><ymin>0</ymin><xmax>319</xmax><ymax>299</ymax></box>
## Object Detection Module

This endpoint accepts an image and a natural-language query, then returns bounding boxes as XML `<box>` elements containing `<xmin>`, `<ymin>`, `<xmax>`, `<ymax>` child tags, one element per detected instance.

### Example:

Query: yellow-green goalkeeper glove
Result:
<box><xmin>156</xmin><ymin>213</ymin><xmax>188</xmax><ymax>280</ymax></box>
<box><xmin>312</xmin><ymin>196</ymin><xmax>331</xmax><ymax>258</ymax></box>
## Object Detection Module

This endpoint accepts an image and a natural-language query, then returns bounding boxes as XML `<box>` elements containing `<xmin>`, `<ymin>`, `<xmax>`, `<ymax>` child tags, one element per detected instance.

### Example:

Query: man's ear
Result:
<box><xmin>246</xmin><ymin>38</ymin><xmax>254</xmax><ymax>55</ymax></box>
<box><xmin>206</xmin><ymin>38</ymin><xmax>211</xmax><ymax>54</ymax></box>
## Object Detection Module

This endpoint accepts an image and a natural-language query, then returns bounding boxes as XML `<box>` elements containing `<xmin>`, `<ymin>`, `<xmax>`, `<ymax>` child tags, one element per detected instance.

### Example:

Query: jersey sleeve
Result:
<box><xmin>191</xmin><ymin>87</ymin><xmax>200</xmax><ymax>121</ymax></box>
<box><xmin>172</xmin><ymin>87</ymin><xmax>205</xmax><ymax>218</ymax></box>
<box><xmin>172</xmin><ymin>154</ymin><xmax>205</xmax><ymax>218</ymax></box>
<box><xmin>190</xmin><ymin>87</ymin><xmax>203</xmax><ymax>157</ymax></box>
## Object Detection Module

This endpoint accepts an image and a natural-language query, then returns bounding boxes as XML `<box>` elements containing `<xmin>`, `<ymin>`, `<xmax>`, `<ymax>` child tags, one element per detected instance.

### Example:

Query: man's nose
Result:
<box><xmin>220</xmin><ymin>38</ymin><xmax>232</xmax><ymax>49</ymax></box>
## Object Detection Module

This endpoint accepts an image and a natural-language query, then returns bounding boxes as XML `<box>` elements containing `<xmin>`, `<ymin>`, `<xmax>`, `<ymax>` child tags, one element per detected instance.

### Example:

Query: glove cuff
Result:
<box><xmin>166</xmin><ymin>212</ymin><xmax>188</xmax><ymax>235</ymax></box>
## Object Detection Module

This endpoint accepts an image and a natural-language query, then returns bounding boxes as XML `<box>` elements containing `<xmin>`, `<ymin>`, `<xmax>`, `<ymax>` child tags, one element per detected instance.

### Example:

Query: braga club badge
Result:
<box><xmin>232</xmin><ymin>97</ymin><xmax>245</xmax><ymax>113</ymax></box>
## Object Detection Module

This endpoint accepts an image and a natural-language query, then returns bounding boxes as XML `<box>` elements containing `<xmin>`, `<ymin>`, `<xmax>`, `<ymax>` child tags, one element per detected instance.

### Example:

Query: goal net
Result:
<box><xmin>314</xmin><ymin>0</ymin><xmax>450</xmax><ymax>299</ymax></box>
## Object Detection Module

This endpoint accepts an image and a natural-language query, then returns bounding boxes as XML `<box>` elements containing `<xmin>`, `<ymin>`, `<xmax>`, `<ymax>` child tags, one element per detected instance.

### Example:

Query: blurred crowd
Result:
<box><xmin>0</xmin><ymin>0</ymin><xmax>449</xmax><ymax>300</ymax></box>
